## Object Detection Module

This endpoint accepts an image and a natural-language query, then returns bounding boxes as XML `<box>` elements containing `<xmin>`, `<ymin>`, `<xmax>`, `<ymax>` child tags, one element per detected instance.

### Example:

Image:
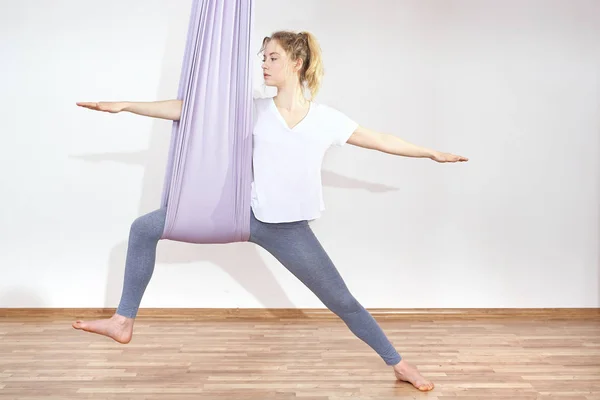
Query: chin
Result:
<box><xmin>263</xmin><ymin>77</ymin><xmax>278</xmax><ymax>86</ymax></box>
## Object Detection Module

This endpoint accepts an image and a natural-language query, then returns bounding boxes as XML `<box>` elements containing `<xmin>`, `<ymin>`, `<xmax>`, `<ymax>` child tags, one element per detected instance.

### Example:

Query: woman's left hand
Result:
<box><xmin>430</xmin><ymin>151</ymin><xmax>469</xmax><ymax>163</ymax></box>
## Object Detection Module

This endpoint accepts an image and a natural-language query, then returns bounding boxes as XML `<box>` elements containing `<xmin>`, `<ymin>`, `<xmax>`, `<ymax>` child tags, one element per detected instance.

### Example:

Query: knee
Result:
<box><xmin>327</xmin><ymin>292</ymin><xmax>363</xmax><ymax>316</ymax></box>
<box><xmin>130</xmin><ymin>209</ymin><xmax>166</xmax><ymax>241</ymax></box>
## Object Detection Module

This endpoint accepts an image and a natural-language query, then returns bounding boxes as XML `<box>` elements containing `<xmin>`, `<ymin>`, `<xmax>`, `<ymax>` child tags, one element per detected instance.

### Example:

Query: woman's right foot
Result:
<box><xmin>72</xmin><ymin>313</ymin><xmax>134</xmax><ymax>344</ymax></box>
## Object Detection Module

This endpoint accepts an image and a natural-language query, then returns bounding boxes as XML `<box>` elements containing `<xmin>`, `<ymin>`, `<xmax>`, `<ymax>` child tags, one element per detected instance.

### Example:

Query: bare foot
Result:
<box><xmin>393</xmin><ymin>359</ymin><xmax>434</xmax><ymax>392</ymax></box>
<box><xmin>72</xmin><ymin>313</ymin><xmax>134</xmax><ymax>344</ymax></box>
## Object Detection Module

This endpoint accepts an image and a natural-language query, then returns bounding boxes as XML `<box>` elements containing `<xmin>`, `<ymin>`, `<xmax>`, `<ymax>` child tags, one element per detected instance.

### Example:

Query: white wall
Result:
<box><xmin>1</xmin><ymin>0</ymin><xmax>598</xmax><ymax>309</ymax></box>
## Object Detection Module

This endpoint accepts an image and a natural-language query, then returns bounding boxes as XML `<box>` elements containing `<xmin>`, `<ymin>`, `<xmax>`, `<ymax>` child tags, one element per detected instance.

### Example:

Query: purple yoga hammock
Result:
<box><xmin>160</xmin><ymin>0</ymin><xmax>254</xmax><ymax>244</ymax></box>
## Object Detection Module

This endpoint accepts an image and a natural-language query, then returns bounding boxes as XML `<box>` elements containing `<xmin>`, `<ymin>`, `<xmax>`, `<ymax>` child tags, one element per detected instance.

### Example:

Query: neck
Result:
<box><xmin>274</xmin><ymin>80</ymin><xmax>308</xmax><ymax>110</ymax></box>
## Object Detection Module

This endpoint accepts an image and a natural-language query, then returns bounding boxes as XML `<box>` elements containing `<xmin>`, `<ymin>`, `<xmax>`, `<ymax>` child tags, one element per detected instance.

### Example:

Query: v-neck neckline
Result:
<box><xmin>271</xmin><ymin>97</ymin><xmax>312</xmax><ymax>131</ymax></box>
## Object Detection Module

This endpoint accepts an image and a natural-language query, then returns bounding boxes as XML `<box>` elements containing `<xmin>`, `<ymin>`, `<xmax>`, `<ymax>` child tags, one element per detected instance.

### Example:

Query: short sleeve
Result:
<box><xmin>252</xmin><ymin>97</ymin><xmax>270</xmax><ymax>128</ymax></box>
<box><xmin>323</xmin><ymin>105</ymin><xmax>359</xmax><ymax>147</ymax></box>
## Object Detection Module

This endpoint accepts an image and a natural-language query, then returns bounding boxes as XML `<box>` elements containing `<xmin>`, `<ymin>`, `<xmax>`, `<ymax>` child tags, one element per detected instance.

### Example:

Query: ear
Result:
<box><xmin>294</xmin><ymin>58</ymin><xmax>304</xmax><ymax>72</ymax></box>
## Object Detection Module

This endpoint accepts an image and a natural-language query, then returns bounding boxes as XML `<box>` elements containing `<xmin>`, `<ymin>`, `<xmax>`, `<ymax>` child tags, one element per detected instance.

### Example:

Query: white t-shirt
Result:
<box><xmin>250</xmin><ymin>97</ymin><xmax>358</xmax><ymax>223</ymax></box>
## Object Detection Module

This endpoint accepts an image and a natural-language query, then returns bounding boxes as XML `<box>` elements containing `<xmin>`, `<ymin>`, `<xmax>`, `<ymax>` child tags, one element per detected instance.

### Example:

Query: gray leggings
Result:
<box><xmin>116</xmin><ymin>208</ymin><xmax>402</xmax><ymax>366</ymax></box>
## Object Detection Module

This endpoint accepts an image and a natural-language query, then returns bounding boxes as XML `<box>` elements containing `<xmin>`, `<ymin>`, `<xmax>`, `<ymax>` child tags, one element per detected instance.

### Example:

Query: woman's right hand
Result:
<box><xmin>76</xmin><ymin>101</ymin><xmax>128</xmax><ymax>113</ymax></box>
<box><xmin>76</xmin><ymin>99</ymin><xmax>182</xmax><ymax>121</ymax></box>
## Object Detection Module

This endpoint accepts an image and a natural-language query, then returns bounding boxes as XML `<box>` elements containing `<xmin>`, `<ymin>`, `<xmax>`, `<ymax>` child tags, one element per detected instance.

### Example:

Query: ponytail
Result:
<box><xmin>299</xmin><ymin>31</ymin><xmax>324</xmax><ymax>100</ymax></box>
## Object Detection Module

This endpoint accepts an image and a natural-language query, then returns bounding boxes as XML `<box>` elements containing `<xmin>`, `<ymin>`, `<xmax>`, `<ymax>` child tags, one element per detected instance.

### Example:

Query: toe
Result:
<box><xmin>73</xmin><ymin>321</ymin><xmax>86</xmax><ymax>329</ymax></box>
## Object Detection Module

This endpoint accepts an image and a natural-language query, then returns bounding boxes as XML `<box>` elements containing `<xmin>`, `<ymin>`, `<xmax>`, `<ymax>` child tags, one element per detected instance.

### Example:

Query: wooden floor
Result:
<box><xmin>1</xmin><ymin>309</ymin><xmax>599</xmax><ymax>399</ymax></box>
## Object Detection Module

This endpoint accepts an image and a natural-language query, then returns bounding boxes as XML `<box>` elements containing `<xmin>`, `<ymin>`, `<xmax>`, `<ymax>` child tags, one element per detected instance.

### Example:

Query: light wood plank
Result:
<box><xmin>0</xmin><ymin>309</ymin><xmax>598</xmax><ymax>399</ymax></box>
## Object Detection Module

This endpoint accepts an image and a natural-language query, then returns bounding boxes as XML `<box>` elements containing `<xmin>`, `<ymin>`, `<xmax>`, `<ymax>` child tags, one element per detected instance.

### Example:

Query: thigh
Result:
<box><xmin>249</xmin><ymin>213</ymin><xmax>352</xmax><ymax>307</ymax></box>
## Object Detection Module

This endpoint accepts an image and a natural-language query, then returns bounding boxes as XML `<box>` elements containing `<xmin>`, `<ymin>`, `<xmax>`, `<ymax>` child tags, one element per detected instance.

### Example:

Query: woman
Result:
<box><xmin>74</xmin><ymin>30</ymin><xmax>467</xmax><ymax>392</ymax></box>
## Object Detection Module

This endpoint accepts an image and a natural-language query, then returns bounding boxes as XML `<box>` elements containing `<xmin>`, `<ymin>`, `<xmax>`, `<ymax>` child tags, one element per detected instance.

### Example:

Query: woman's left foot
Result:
<box><xmin>393</xmin><ymin>359</ymin><xmax>434</xmax><ymax>391</ymax></box>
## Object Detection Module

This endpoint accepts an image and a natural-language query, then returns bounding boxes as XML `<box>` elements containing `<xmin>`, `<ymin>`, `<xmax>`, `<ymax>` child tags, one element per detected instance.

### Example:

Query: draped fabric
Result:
<box><xmin>160</xmin><ymin>0</ymin><xmax>254</xmax><ymax>244</ymax></box>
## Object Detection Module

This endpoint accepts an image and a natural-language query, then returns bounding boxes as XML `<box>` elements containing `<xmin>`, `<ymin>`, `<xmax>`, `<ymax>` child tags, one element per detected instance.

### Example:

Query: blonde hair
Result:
<box><xmin>261</xmin><ymin>30</ymin><xmax>324</xmax><ymax>100</ymax></box>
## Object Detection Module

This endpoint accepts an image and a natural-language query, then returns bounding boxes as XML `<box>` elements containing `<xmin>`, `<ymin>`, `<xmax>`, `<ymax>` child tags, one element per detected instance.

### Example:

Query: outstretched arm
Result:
<box><xmin>347</xmin><ymin>126</ymin><xmax>468</xmax><ymax>163</ymax></box>
<box><xmin>76</xmin><ymin>99</ymin><xmax>183</xmax><ymax>121</ymax></box>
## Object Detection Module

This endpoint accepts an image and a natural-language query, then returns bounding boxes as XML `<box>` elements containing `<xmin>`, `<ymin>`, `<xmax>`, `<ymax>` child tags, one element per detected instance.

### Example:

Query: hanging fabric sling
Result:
<box><xmin>160</xmin><ymin>0</ymin><xmax>254</xmax><ymax>244</ymax></box>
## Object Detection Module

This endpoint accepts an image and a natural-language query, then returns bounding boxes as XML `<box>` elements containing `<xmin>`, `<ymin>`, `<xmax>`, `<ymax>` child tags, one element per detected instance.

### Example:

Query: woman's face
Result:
<box><xmin>261</xmin><ymin>39</ymin><xmax>300</xmax><ymax>88</ymax></box>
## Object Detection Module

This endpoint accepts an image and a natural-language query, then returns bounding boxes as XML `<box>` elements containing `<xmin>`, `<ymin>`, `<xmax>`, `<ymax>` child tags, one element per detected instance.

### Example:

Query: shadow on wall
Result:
<box><xmin>69</xmin><ymin>9</ymin><xmax>401</xmax><ymax>316</ymax></box>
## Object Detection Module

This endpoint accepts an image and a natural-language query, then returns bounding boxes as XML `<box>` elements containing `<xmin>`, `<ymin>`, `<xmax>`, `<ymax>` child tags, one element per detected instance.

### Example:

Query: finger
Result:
<box><xmin>77</xmin><ymin>102</ymin><xmax>99</xmax><ymax>109</ymax></box>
